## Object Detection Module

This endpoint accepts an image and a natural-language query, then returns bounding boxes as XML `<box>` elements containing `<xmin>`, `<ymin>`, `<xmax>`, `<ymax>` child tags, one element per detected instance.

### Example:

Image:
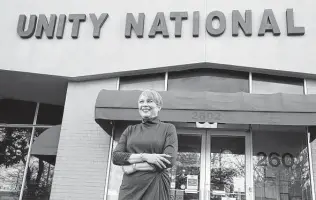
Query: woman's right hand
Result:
<box><xmin>142</xmin><ymin>153</ymin><xmax>171</xmax><ymax>169</ymax></box>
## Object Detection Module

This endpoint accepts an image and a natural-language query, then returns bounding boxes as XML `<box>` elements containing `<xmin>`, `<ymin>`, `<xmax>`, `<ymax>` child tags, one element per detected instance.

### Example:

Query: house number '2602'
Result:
<box><xmin>257</xmin><ymin>152</ymin><xmax>295</xmax><ymax>168</ymax></box>
<box><xmin>192</xmin><ymin>111</ymin><xmax>221</xmax><ymax>121</ymax></box>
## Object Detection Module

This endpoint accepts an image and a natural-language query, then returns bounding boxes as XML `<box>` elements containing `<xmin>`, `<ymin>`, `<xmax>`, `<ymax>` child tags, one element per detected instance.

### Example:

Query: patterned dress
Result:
<box><xmin>112</xmin><ymin>117</ymin><xmax>178</xmax><ymax>200</ymax></box>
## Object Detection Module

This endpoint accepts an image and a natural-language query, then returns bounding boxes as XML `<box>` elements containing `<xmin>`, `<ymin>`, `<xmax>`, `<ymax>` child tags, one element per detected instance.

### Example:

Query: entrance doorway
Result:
<box><xmin>171</xmin><ymin>129</ymin><xmax>252</xmax><ymax>200</ymax></box>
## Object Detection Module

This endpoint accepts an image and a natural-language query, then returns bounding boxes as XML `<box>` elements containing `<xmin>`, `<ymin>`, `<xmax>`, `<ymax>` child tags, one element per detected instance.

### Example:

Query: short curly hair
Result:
<box><xmin>139</xmin><ymin>89</ymin><xmax>163</xmax><ymax>107</ymax></box>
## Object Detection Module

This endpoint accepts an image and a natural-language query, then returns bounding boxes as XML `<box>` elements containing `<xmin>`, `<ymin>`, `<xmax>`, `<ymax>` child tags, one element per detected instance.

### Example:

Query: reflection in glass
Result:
<box><xmin>253</xmin><ymin>126</ymin><xmax>312</xmax><ymax>200</ymax></box>
<box><xmin>0</xmin><ymin>128</ymin><xmax>32</xmax><ymax>200</ymax></box>
<box><xmin>119</xmin><ymin>73</ymin><xmax>165</xmax><ymax>91</ymax></box>
<box><xmin>210</xmin><ymin>136</ymin><xmax>246</xmax><ymax>200</ymax></box>
<box><xmin>22</xmin><ymin>128</ymin><xmax>55</xmax><ymax>200</ymax></box>
<box><xmin>107</xmin><ymin>128</ymin><xmax>202</xmax><ymax>200</ymax></box>
<box><xmin>170</xmin><ymin>135</ymin><xmax>201</xmax><ymax>200</ymax></box>
<box><xmin>168</xmin><ymin>68</ymin><xmax>249</xmax><ymax>93</ymax></box>
<box><xmin>106</xmin><ymin>124</ymin><xmax>130</xmax><ymax>200</ymax></box>
<box><xmin>252</xmin><ymin>74</ymin><xmax>304</xmax><ymax>94</ymax></box>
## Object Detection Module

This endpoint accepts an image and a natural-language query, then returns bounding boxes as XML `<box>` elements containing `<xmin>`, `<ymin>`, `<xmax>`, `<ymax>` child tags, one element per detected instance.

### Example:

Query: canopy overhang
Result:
<box><xmin>95</xmin><ymin>90</ymin><xmax>316</xmax><ymax>134</ymax></box>
<box><xmin>31</xmin><ymin>125</ymin><xmax>61</xmax><ymax>165</ymax></box>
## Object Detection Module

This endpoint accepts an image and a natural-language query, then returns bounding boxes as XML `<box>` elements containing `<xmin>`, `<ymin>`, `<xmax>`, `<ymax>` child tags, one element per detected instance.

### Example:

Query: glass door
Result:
<box><xmin>205</xmin><ymin>131</ymin><xmax>252</xmax><ymax>200</ymax></box>
<box><xmin>170</xmin><ymin>129</ymin><xmax>207</xmax><ymax>200</ymax></box>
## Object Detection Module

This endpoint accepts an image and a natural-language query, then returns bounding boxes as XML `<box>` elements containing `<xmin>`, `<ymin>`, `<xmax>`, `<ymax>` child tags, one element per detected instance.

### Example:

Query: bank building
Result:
<box><xmin>0</xmin><ymin>0</ymin><xmax>316</xmax><ymax>200</ymax></box>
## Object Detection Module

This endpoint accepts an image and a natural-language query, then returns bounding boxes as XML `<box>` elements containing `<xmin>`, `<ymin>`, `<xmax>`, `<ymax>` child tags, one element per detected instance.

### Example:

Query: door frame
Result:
<box><xmin>204</xmin><ymin>130</ymin><xmax>253</xmax><ymax>200</ymax></box>
<box><xmin>177</xmin><ymin>128</ymin><xmax>253</xmax><ymax>200</ymax></box>
<box><xmin>177</xmin><ymin>128</ymin><xmax>207</xmax><ymax>200</ymax></box>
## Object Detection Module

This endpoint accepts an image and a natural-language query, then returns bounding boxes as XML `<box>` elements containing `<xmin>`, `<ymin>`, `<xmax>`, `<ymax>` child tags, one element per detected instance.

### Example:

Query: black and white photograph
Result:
<box><xmin>0</xmin><ymin>0</ymin><xmax>316</xmax><ymax>200</ymax></box>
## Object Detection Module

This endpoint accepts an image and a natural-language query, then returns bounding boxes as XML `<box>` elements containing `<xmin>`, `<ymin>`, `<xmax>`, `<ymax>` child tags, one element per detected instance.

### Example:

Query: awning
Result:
<box><xmin>95</xmin><ymin>90</ymin><xmax>316</xmax><ymax>133</ymax></box>
<box><xmin>31</xmin><ymin>125</ymin><xmax>61</xmax><ymax>165</ymax></box>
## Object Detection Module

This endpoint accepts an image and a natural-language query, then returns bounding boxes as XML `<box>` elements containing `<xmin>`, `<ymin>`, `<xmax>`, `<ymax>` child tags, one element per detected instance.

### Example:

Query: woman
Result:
<box><xmin>112</xmin><ymin>89</ymin><xmax>178</xmax><ymax>200</ymax></box>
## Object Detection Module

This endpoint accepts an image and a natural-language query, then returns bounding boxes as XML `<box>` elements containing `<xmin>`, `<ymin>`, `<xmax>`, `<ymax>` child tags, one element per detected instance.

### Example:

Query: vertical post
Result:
<box><xmin>165</xmin><ymin>72</ymin><xmax>168</xmax><ymax>91</ymax></box>
<box><xmin>19</xmin><ymin>103</ymin><xmax>40</xmax><ymax>200</ymax></box>
<box><xmin>304</xmin><ymin>79</ymin><xmax>308</xmax><ymax>95</ymax></box>
<box><xmin>249</xmin><ymin>73</ymin><xmax>254</xmax><ymax>200</ymax></box>
<box><xmin>205</xmin><ymin>133</ymin><xmax>211</xmax><ymax>200</ymax></box>
<box><xmin>103</xmin><ymin>124</ymin><xmax>115</xmax><ymax>200</ymax></box>
<box><xmin>249</xmin><ymin>72</ymin><xmax>253</xmax><ymax>93</ymax></box>
<box><xmin>247</xmin><ymin>126</ymin><xmax>254</xmax><ymax>200</ymax></box>
<box><xmin>103</xmin><ymin>77</ymin><xmax>120</xmax><ymax>200</ymax></box>
<box><xmin>117</xmin><ymin>77</ymin><xmax>121</xmax><ymax>91</ymax></box>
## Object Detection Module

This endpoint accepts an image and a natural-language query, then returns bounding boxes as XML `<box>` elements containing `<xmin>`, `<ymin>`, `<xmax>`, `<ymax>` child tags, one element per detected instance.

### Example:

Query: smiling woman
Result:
<box><xmin>111</xmin><ymin>89</ymin><xmax>178</xmax><ymax>200</ymax></box>
<box><xmin>138</xmin><ymin>89</ymin><xmax>163</xmax><ymax>120</ymax></box>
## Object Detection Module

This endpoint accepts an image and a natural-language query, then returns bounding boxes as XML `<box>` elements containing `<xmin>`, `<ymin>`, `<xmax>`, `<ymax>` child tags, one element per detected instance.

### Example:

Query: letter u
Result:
<box><xmin>17</xmin><ymin>14</ymin><xmax>37</xmax><ymax>38</ymax></box>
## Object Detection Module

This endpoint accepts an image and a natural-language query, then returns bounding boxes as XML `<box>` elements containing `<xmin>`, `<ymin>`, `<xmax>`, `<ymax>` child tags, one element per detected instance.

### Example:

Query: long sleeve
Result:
<box><xmin>163</xmin><ymin>124</ymin><xmax>178</xmax><ymax>168</ymax></box>
<box><xmin>112</xmin><ymin>126</ymin><xmax>132</xmax><ymax>166</ymax></box>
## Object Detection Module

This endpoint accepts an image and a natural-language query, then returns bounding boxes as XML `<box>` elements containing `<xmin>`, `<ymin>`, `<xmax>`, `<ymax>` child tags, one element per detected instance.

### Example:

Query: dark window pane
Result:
<box><xmin>0</xmin><ymin>99</ymin><xmax>36</xmax><ymax>124</ymax></box>
<box><xmin>311</xmin><ymin>127</ymin><xmax>316</xmax><ymax>141</ymax></box>
<box><xmin>120</xmin><ymin>73</ymin><xmax>165</xmax><ymax>91</ymax></box>
<box><xmin>168</xmin><ymin>69</ymin><xmax>249</xmax><ymax>93</ymax></box>
<box><xmin>36</xmin><ymin>104</ymin><xmax>64</xmax><ymax>125</ymax></box>
<box><xmin>252</xmin><ymin>74</ymin><xmax>304</xmax><ymax>94</ymax></box>
<box><xmin>22</xmin><ymin>128</ymin><xmax>55</xmax><ymax>200</ymax></box>
<box><xmin>0</xmin><ymin>127</ymin><xmax>32</xmax><ymax>198</ymax></box>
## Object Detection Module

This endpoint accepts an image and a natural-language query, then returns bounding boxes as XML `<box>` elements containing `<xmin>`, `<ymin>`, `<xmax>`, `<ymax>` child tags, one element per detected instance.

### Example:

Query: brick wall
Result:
<box><xmin>50</xmin><ymin>78</ymin><xmax>117</xmax><ymax>200</ymax></box>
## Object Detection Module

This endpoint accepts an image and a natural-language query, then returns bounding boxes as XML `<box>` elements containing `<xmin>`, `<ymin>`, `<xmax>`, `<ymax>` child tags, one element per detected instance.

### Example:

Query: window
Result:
<box><xmin>168</xmin><ymin>68</ymin><xmax>249</xmax><ymax>93</ymax></box>
<box><xmin>0</xmin><ymin>99</ymin><xmax>64</xmax><ymax>200</ymax></box>
<box><xmin>22</xmin><ymin>128</ymin><xmax>55</xmax><ymax>200</ymax></box>
<box><xmin>0</xmin><ymin>128</ymin><xmax>32</xmax><ymax>199</ymax></box>
<box><xmin>106</xmin><ymin>122</ymin><xmax>138</xmax><ymax>200</ymax></box>
<box><xmin>252</xmin><ymin>125</ymin><xmax>313</xmax><ymax>200</ymax></box>
<box><xmin>119</xmin><ymin>73</ymin><xmax>165</xmax><ymax>91</ymax></box>
<box><xmin>36</xmin><ymin>104</ymin><xmax>64</xmax><ymax>125</ymax></box>
<box><xmin>0</xmin><ymin>99</ymin><xmax>37</xmax><ymax>124</ymax></box>
<box><xmin>252</xmin><ymin>74</ymin><xmax>304</xmax><ymax>94</ymax></box>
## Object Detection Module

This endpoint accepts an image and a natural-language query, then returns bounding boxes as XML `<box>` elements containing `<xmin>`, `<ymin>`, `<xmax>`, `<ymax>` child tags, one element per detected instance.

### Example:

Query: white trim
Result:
<box><xmin>249</xmin><ymin>126</ymin><xmax>255</xmax><ymax>200</ymax></box>
<box><xmin>200</xmin><ymin>132</ymin><xmax>207</xmax><ymax>200</ymax></box>
<box><xmin>206</xmin><ymin>130</ymin><xmax>250</xmax><ymax>200</ymax></box>
<box><xmin>177</xmin><ymin>128</ymin><xmax>207</xmax><ymax>135</ymax></box>
<box><xmin>307</xmin><ymin>129</ymin><xmax>316</xmax><ymax>200</ymax></box>
<box><xmin>19</xmin><ymin>103</ymin><xmax>40</xmax><ymax>200</ymax></box>
<box><xmin>246</xmin><ymin>129</ymin><xmax>253</xmax><ymax>200</ymax></box>
<box><xmin>33</xmin><ymin>103</ymin><xmax>40</xmax><ymax>125</ymax></box>
<box><xmin>304</xmin><ymin>79</ymin><xmax>308</xmax><ymax>95</ymax></box>
<box><xmin>165</xmin><ymin>72</ymin><xmax>168</xmax><ymax>91</ymax></box>
<box><xmin>249</xmin><ymin>72</ymin><xmax>253</xmax><ymax>93</ymax></box>
<box><xmin>0</xmin><ymin>124</ymin><xmax>53</xmax><ymax>128</ymax></box>
<box><xmin>204</xmin><ymin>133</ymin><xmax>211</xmax><ymax>200</ymax></box>
<box><xmin>103</xmin><ymin>78</ymin><xmax>120</xmax><ymax>200</ymax></box>
<box><xmin>208</xmin><ymin>130</ymin><xmax>248</xmax><ymax>136</ymax></box>
<box><xmin>103</xmin><ymin>125</ymin><xmax>115</xmax><ymax>200</ymax></box>
<box><xmin>117</xmin><ymin>77</ymin><xmax>120</xmax><ymax>90</ymax></box>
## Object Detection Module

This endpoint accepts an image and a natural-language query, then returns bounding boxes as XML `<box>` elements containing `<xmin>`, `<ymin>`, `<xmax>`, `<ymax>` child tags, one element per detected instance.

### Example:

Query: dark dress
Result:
<box><xmin>112</xmin><ymin>117</ymin><xmax>178</xmax><ymax>200</ymax></box>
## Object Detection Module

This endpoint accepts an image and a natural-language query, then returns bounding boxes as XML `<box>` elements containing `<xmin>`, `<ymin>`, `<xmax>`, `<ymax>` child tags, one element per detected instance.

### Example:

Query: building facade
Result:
<box><xmin>1</xmin><ymin>0</ymin><xmax>316</xmax><ymax>200</ymax></box>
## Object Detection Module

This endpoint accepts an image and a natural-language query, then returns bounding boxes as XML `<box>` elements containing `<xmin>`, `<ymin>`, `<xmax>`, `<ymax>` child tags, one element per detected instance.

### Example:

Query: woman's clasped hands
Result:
<box><xmin>142</xmin><ymin>153</ymin><xmax>171</xmax><ymax>169</ymax></box>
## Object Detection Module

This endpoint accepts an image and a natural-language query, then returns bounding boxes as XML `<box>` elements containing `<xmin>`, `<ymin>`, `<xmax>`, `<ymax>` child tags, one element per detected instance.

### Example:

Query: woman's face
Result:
<box><xmin>138</xmin><ymin>95</ymin><xmax>161</xmax><ymax>119</ymax></box>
